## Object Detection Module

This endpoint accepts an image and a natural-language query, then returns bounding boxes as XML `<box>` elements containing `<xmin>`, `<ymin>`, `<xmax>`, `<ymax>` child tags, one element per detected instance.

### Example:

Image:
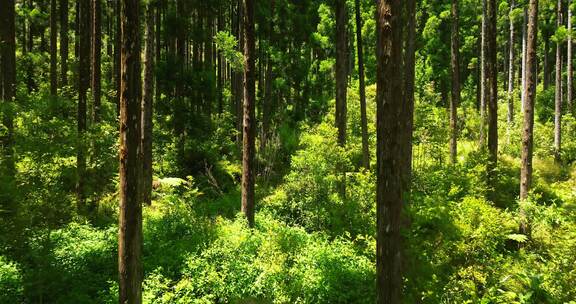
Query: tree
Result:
<box><xmin>508</xmin><ymin>0</ymin><xmax>516</xmax><ymax>132</ymax></box>
<box><xmin>520</xmin><ymin>0</ymin><xmax>538</xmax><ymax>235</ymax></box>
<box><xmin>50</xmin><ymin>0</ymin><xmax>58</xmax><ymax>96</ymax></box>
<box><xmin>487</xmin><ymin>0</ymin><xmax>498</xmax><ymax>189</ymax></box>
<box><xmin>554</xmin><ymin>0</ymin><xmax>563</xmax><ymax>163</ymax></box>
<box><xmin>141</xmin><ymin>1</ymin><xmax>155</xmax><ymax>206</ymax></box>
<box><xmin>354</xmin><ymin>0</ymin><xmax>369</xmax><ymax>169</ymax></box>
<box><xmin>450</xmin><ymin>0</ymin><xmax>461</xmax><ymax>165</ymax></box>
<box><xmin>92</xmin><ymin>0</ymin><xmax>102</xmax><ymax>123</ymax></box>
<box><xmin>335</xmin><ymin>0</ymin><xmax>347</xmax><ymax>147</ymax></box>
<box><xmin>0</xmin><ymin>0</ymin><xmax>16</xmax><ymax>177</ymax></box>
<box><xmin>241</xmin><ymin>0</ymin><xmax>256</xmax><ymax>227</ymax></box>
<box><xmin>480</xmin><ymin>0</ymin><xmax>488</xmax><ymax>146</ymax></box>
<box><xmin>118</xmin><ymin>0</ymin><xmax>143</xmax><ymax>301</ymax></box>
<box><xmin>568</xmin><ymin>1</ymin><xmax>573</xmax><ymax>114</ymax></box>
<box><xmin>376</xmin><ymin>0</ymin><xmax>404</xmax><ymax>302</ymax></box>
<box><xmin>59</xmin><ymin>0</ymin><xmax>69</xmax><ymax>87</ymax></box>
<box><xmin>402</xmin><ymin>0</ymin><xmax>416</xmax><ymax>190</ymax></box>
<box><xmin>77</xmin><ymin>0</ymin><xmax>90</xmax><ymax>212</ymax></box>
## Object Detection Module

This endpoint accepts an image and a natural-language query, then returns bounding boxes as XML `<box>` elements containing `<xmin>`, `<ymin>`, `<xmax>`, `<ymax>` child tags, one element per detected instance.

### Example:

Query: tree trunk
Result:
<box><xmin>118</xmin><ymin>0</ymin><xmax>143</xmax><ymax>302</ymax></box>
<box><xmin>92</xmin><ymin>0</ymin><xmax>102</xmax><ymax>123</ymax></box>
<box><xmin>450</xmin><ymin>0</ymin><xmax>460</xmax><ymax>165</ymax></box>
<box><xmin>241</xmin><ymin>0</ymin><xmax>256</xmax><ymax>228</ymax></box>
<box><xmin>335</xmin><ymin>0</ymin><xmax>348</xmax><ymax>147</ymax></box>
<box><xmin>115</xmin><ymin>0</ymin><xmax>121</xmax><ymax>116</ymax></box>
<box><xmin>555</xmin><ymin>0</ymin><xmax>563</xmax><ymax>163</ymax></box>
<box><xmin>520</xmin><ymin>0</ymin><xmax>538</xmax><ymax>235</ymax></box>
<box><xmin>376</xmin><ymin>0</ymin><xmax>404</xmax><ymax>302</ymax></box>
<box><xmin>402</xmin><ymin>0</ymin><xmax>416</xmax><ymax>191</ymax></box>
<box><xmin>261</xmin><ymin>0</ymin><xmax>275</xmax><ymax>150</ymax></box>
<box><xmin>487</xmin><ymin>0</ymin><xmax>499</xmax><ymax>190</ymax></box>
<box><xmin>141</xmin><ymin>2</ymin><xmax>154</xmax><ymax>207</ymax></box>
<box><xmin>568</xmin><ymin>2</ymin><xmax>573</xmax><ymax>114</ymax></box>
<box><xmin>544</xmin><ymin>30</ymin><xmax>551</xmax><ymax>89</ymax></box>
<box><xmin>77</xmin><ymin>0</ymin><xmax>90</xmax><ymax>213</ymax></box>
<box><xmin>480</xmin><ymin>0</ymin><xmax>488</xmax><ymax>147</ymax></box>
<box><xmin>60</xmin><ymin>0</ymin><xmax>69</xmax><ymax>87</ymax></box>
<box><xmin>508</xmin><ymin>0</ymin><xmax>516</xmax><ymax>130</ymax></box>
<box><xmin>355</xmin><ymin>0</ymin><xmax>370</xmax><ymax>169</ymax></box>
<box><xmin>0</xmin><ymin>0</ymin><xmax>16</xmax><ymax>177</ymax></box>
<box><xmin>50</xmin><ymin>0</ymin><xmax>58</xmax><ymax>96</ymax></box>
<box><xmin>521</xmin><ymin>7</ymin><xmax>527</xmax><ymax>112</ymax></box>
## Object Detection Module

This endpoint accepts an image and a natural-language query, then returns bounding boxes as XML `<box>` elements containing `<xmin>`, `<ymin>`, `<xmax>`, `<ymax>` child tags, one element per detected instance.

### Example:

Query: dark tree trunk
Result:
<box><xmin>59</xmin><ymin>0</ymin><xmax>69</xmax><ymax>87</ymax></box>
<box><xmin>508</xmin><ymin>0</ymin><xmax>516</xmax><ymax>129</ymax></box>
<box><xmin>487</xmin><ymin>0</ymin><xmax>499</xmax><ymax>192</ymax></box>
<box><xmin>335</xmin><ymin>0</ymin><xmax>348</xmax><ymax>147</ymax></box>
<box><xmin>118</xmin><ymin>0</ymin><xmax>143</xmax><ymax>302</ymax></box>
<box><xmin>480</xmin><ymin>0</ymin><xmax>488</xmax><ymax>147</ymax></box>
<box><xmin>376</xmin><ymin>0</ymin><xmax>404</xmax><ymax>302</ymax></box>
<box><xmin>0</xmin><ymin>0</ymin><xmax>16</xmax><ymax>177</ymax></box>
<box><xmin>115</xmin><ymin>0</ymin><xmax>121</xmax><ymax>116</ymax></box>
<box><xmin>77</xmin><ymin>0</ymin><xmax>90</xmax><ymax>213</ymax></box>
<box><xmin>450</xmin><ymin>0</ymin><xmax>460</xmax><ymax>165</ymax></box>
<box><xmin>544</xmin><ymin>33</ymin><xmax>551</xmax><ymax>89</ymax></box>
<box><xmin>555</xmin><ymin>0</ymin><xmax>563</xmax><ymax>163</ymax></box>
<box><xmin>141</xmin><ymin>2</ymin><xmax>154</xmax><ymax>206</ymax></box>
<box><xmin>241</xmin><ymin>0</ymin><xmax>256</xmax><ymax>227</ymax></box>
<box><xmin>92</xmin><ymin>0</ymin><xmax>102</xmax><ymax>123</ymax></box>
<box><xmin>261</xmin><ymin>0</ymin><xmax>275</xmax><ymax>150</ymax></box>
<box><xmin>355</xmin><ymin>0</ymin><xmax>369</xmax><ymax>169</ymax></box>
<box><xmin>568</xmin><ymin>3</ymin><xmax>573</xmax><ymax>114</ymax></box>
<box><xmin>50</xmin><ymin>0</ymin><xmax>58</xmax><ymax>96</ymax></box>
<box><xmin>520</xmin><ymin>0</ymin><xmax>538</xmax><ymax>234</ymax></box>
<box><xmin>402</xmin><ymin>0</ymin><xmax>416</xmax><ymax>190</ymax></box>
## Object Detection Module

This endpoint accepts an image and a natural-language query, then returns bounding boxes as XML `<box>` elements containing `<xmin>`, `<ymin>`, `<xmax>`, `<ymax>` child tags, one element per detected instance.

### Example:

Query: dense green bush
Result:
<box><xmin>0</xmin><ymin>256</ymin><xmax>23</xmax><ymax>303</ymax></box>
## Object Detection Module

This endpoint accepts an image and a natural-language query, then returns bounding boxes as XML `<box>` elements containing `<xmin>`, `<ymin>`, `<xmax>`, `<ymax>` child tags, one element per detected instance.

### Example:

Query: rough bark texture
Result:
<box><xmin>508</xmin><ymin>0</ymin><xmax>516</xmax><ymax>128</ymax></box>
<box><xmin>480</xmin><ymin>0</ymin><xmax>488</xmax><ymax>147</ymax></box>
<box><xmin>77</xmin><ymin>0</ymin><xmax>90</xmax><ymax>212</ymax></box>
<box><xmin>376</xmin><ymin>0</ymin><xmax>404</xmax><ymax>302</ymax></box>
<box><xmin>59</xmin><ymin>0</ymin><xmax>69</xmax><ymax>87</ymax></box>
<box><xmin>0</xmin><ymin>0</ymin><xmax>16</xmax><ymax>177</ymax></box>
<box><xmin>141</xmin><ymin>2</ymin><xmax>155</xmax><ymax>207</ymax></box>
<box><xmin>241</xmin><ymin>0</ymin><xmax>256</xmax><ymax>228</ymax></box>
<box><xmin>520</xmin><ymin>0</ymin><xmax>538</xmax><ymax>234</ymax></box>
<box><xmin>335</xmin><ymin>0</ymin><xmax>348</xmax><ymax>147</ymax></box>
<box><xmin>487</xmin><ymin>0</ymin><xmax>499</xmax><ymax>188</ymax></box>
<box><xmin>50</xmin><ymin>0</ymin><xmax>58</xmax><ymax>96</ymax></box>
<box><xmin>355</xmin><ymin>0</ymin><xmax>369</xmax><ymax>169</ymax></box>
<box><xmin>92</xmin><ymin>0</ymin><xmax>102</xmax><ymax>123</ymax></box>
<box><xmin>450</xmin><ymin>0</ymin><xmax>460</xmax><ymax>165</ymax></box>
<box><xmin>118</xmin><ymin>0</ymin><xmax>143</xmax><ymax>302</ymax></box>
<box><xmin>555</xmin><ymin>0</ymin><xmax>563</xmax><ymax>163</ymax></box>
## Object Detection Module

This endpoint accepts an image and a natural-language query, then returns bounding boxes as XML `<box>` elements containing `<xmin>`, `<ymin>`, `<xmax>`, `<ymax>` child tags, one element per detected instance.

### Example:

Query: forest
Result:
<box><xmin>0</xmin><ymin>0</ymin><xmax>575</xmax><ymax>303</ymax></box>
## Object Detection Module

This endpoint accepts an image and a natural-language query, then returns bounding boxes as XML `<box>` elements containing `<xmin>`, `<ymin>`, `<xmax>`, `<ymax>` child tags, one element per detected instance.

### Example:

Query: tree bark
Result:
<box><xmin>508</xmin><ymin>0</ymin><xmax>516</xmax><ymax>129</ymax></box>
<box><xmin>118</xmin><ymin>0</ymin><xmax>143</xmax><ymax>302</ymax></box>
<box><xmin>555</xmin><ymin>0</ymin><xmax>563</xmax><ymax>163</ymax></box>
<box><xmin>376</xmin><ymin>0</ymin><xmax>404</xmax><ymax>302</ymax></box>
<box><xmin>450</xmin><ymin>0</ymin><xmax>460</xmax><ymax>165</ymax></box>
<box><xmin>335</xmin><ymin>0</ymin><xmax>348</xmax><ymax>147</ymax></box>
<box><xmin>141</xmin><ymin>2</ymin><xmax>154</xmax><ymax>207</ymax></box>
<box><xmin>355</xmin><ymin>0</ymin><xmax>370</xmax><ymax>169</ymax></box>
<box><xmin>402</xmin><ymin>0</ymin><xmax>416</xmax><ymax>191</ymax></box>
<box><xmin>92</xmin><ymin>0</ymin><xmax>102</xmax><ymax>123</ymax></box>
<box><xmin>0</xmin><ymin>0</ymin><xmax>16</xmax><ymax>177</ymax></box>
<box><xmin>241</xmin><ymin>0</ymin><xmax>256</xmax><ymax>228</ymax></box>
<box><xmin>521</xmin><ymin>7</ymin><xmax>527</xmax><ymax>112</ymax></box>
<box><xmin>568</xmin><ymin>1</ymin><xmax>573</xmax><ymax>114</ymax></box>
<box><xmin>50</xmin><ymin>0</ymin><xmax>58</xmax><ymax>96</ymax></box>
<box><xmin>77</xmin><ymin>0</ymin><xmax>90</xmax><ymax>212</ymax></box>
<box><xmin>487</xmin><ymin>0</ymin><xmax>499</xmax><ymax>190</ymax></box>
<box><xmin>480</xmin><ymin>0</ymin><xmax>488</xmax><ymax>147</ymax></box>
<box><xmin>59</xmin><ymin>0</ymin><xmax>69</xmax><ymax>87</ymax></box>
<box><xmin>261</xmin><ymin>0</ymin><xmax>275</xmax><ymax>150</ymax></box>
<box><xmin>520</xmin><ymin>0</ymin><xmax>538</xmax><ymax>235</ymax></box>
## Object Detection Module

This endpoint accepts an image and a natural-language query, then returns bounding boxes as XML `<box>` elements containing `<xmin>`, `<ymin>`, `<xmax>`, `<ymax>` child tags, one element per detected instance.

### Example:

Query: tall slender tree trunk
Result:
<box><xmin>50</xmin><ymin>0</ymin><xmax>58</xmax><ymax>96</ymax></box>
<box><xmin>261</xmin><ymin>0</ymin><xmax>275</xmax><ymax>150</ymax></box>
<box><xmin>141</xmin><ymin>2</ymin><xmax>154</xmax><ymax>207</ymax></box>
<box><xmin>0</xmin><ymin>0</ymin><xmax>16</xmax><ymax>177</ymax></box>
<box><xmin>335</xmin><ymin>0</ymin><xmax>348</xmax><ymax>147</ymax></box>
<box><xmin>118</xmin><ymin>0</ymin><xmax>143</xmax><ymax>301</ymax></box>
<box><xmin>77</xmin><ymin>0</ymin><xmax>90</xmax><ymax>213</ymax></box>
<box><xmin>450</xmin><ymin>0</ymin><xmax>461</xmax><ymax>165</ymax></box>
<box><xmin>402</xmin><ymin>0</ymin><xmax>416</xmax><ymax>190</ymax></box>
<box><xmin>60</xmin><ymin>0</ymin><xmax>69</xmax><ymax>87</ymax></box>
<box><xmin>92</xmin><ymin>0</ymin><xmax>102</xmax><ymax>123</ymax></box>
<box><xmin>555</xmin><ymin>0</ymin><xmax>563</xmax><ymax>163</ymax></box>
<box><xmin>241</xmin><ymin>0</ymin><xmax>256</xmax><ymax>228</ymax></box>
<box><xmin>521</xmin><ymin>7</ymin><xmax>527</xmax><ymax>112</ymax></box>
<box><xmin>568</xmin><ymin>1</ymin><xmax>573</xmax><ymax>114</ymax></box>
<box><xmin>520</xmin><ymin>0</ymin><xmax>538</xmax><ymax>235</ymax></box>
<box><xmin>480</xmin><ymin>0</ymin><xmax>488</xmax><ymax>147</ymax></box>
<box><xmin>355</xmin><ymin>0</ymin><xmax>370</xmax><ymax>169</ymax></box>
<box><xmin>115</xmin><ymin>0</ymin><xmax>121</xmax><ymax>116</ymax></box>
<box><xmin>508</xmin><ymin>0</ymin><xmax>516</xmax><ymax>130</ymax></box>
<box><xmin>487</xmin><ymin>0</ymin><xmax>499</xmax><ymax>190</ymax></box>
<box><xmin>376</xmin><ymin>0</ymin><xmax>404</xmax><ymax>302</ymax></box>
<box><xmin>544</xmin><ymin>33</ymin><xmax>551</xmax><ymax>89</ymax></box>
